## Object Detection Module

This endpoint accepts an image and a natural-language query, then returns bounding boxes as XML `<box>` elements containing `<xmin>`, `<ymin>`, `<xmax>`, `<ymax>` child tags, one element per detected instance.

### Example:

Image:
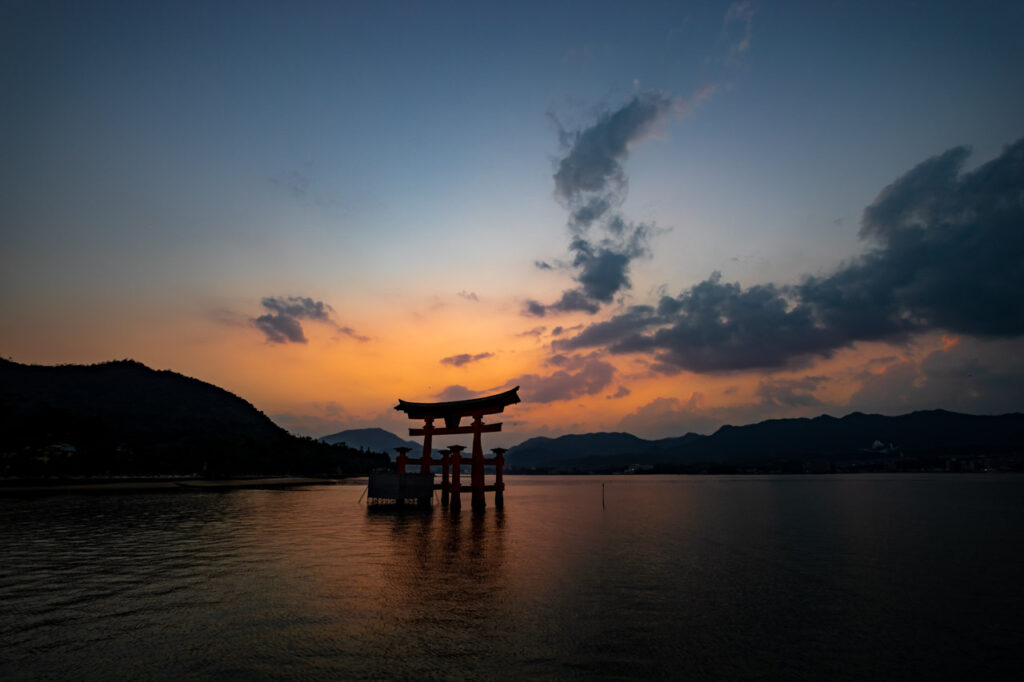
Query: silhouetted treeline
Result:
<box><xmin>0</xmin><ymin>359</ymin><xmax>388</xmax><ymax>478</ymax></box>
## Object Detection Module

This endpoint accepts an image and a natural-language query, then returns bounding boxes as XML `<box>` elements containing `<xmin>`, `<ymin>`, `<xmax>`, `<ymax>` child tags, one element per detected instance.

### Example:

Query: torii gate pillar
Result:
<box><xmin>471</xmin><ymin>416</ymin><xmax>486</xmax><ymax>510</ymax></box>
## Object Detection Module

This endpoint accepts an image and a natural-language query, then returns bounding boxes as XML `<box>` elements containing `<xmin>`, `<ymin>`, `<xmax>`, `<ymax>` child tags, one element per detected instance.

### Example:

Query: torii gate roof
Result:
<box><xmin>394</xmin><ymin>386</ymin><xmax>520</xmax><ymax>420</ymax></box>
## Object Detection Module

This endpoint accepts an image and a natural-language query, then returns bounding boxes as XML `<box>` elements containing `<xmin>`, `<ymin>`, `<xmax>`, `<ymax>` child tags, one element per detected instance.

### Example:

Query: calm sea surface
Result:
<box><xmin>2</xmin><ymin>475</ymin><xmax>1022</xmax><ymax>680</ymax></box>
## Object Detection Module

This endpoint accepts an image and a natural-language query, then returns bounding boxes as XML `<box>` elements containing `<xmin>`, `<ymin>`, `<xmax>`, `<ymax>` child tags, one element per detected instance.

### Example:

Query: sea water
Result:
<box><xmin>2</xmin><ymin>475</ymin><xmax>1022</xmax><ymax>680</ymax></box>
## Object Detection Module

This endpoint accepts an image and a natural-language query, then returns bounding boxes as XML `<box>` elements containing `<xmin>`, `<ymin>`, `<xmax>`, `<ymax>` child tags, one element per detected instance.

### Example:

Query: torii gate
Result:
<box><xmin>394</xmin><ymin>387</ymin><xmax>520</xmax><ymax>510</ymax></box>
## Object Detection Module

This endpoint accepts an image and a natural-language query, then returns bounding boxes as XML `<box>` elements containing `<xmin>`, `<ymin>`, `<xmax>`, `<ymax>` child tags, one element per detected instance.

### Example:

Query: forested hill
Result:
<box><xmin>0</xmin><ymin>359</ymin><xmax>387</xmax><ymax>477</ymax></box>
<box><xmin>506</xmin><ymin>410</ymin><xmax>1024</xmax><ymax>472</ymax></box>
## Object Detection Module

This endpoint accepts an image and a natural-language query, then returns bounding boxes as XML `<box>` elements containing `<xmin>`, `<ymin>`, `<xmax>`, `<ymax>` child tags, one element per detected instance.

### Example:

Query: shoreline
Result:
<box><xmin>0</xmin><ymin>476</ymin><xmax>360</xmax><ymax>494</ymax></box>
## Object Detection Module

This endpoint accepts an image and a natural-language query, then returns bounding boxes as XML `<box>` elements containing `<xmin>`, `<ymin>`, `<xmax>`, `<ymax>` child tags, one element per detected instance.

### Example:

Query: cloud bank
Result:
<box><xmin>555</xmin><ymin>138</ymin><xmax>1024</xmax><ymax>372</ymax></box>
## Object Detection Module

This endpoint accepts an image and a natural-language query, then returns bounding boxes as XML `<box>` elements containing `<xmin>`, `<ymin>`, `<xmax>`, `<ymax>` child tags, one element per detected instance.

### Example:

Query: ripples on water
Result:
<box><xmin>2</xmin><ymin>475</ymin><xmax>1022</xmax><ymax>680</ymax></box>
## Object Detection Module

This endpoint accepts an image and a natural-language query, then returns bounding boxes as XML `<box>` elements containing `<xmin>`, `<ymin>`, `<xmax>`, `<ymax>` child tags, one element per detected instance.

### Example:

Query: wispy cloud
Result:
<box><xmin>724</xmin><ymin>1</ymin><xmax>755</xmax><ymax>61</ymax></box>
<box><xmin>270</xmin><ymin>163</ymin><xmax>343</xmax><ymax>210</ymax></box>
<box><xmin>270</xmin><ymin>168</ymin><xmax>312</xmax><ymax>198</ymax></box>
<box><xmin>525</xmin><ymin>93</ymin><xmax>671</xmax><ymax>317</ymax></box>
<box><xmin>528</xmin><ymin>87</ymin><xmax>712</xmax><ymax>318</ymax></box>
<box><xmin>441</xmin><ymin>352</ymin><xmax>494</xmax><ymax>367</ymax></box>
<box><xmin>607</xmin><ymin>385</ymin><xmax>631</xmax><ymax>400</ymax></box>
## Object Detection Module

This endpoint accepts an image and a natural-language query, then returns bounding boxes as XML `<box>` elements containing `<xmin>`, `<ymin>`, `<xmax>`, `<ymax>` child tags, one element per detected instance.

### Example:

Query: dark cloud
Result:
<box><xmin>555</xmin><ymin>139</ymin><xmax>1024</xmax><ymax>372</ymax></box>
<box><xmin>261</xmin><ymin>296</ymin><xmax>332</xmax><ymax>320</ymax></box>
<box><xmin>523</xmin><ymin>288</ymin><xmax>603</xmax><ymax>317</ymax></box>
<box><xmin>552</xmin><ymin>324</ymin><xmax>582</xmax><ymax>337</ymax></box>
<box><xmin>553</xmin><ymin>92</ymin><xmax>671</xmax><ymax>224</ymax></box>
<box><xmin>554</xmin><ymin>304</ymin><xmax>657</xmax><ymax>349</ymax></box>
<box><xmin>550</xmin><ymin>288</ymin><xmax>602</xmax><ymax>314</ymax></box>
<box><xmin>531</xmin><ymin>92</ymin><xmax>672</xmax><ymax>316</ymax></box>
<box><xmin>573</xmin><ymin>242</ymin><xmax>632</xmax><ymax>302</ymax></box>
<box><xmin>611</xmin><ymin>274</ymin><xmax>834</xmax><ymax>372</ymax></box>
<box><xmin>552</xmin><ymin>274</ymin><xmax>826</xmax><ymax>371</ymax></box>
<box><xmin>522</xmin><ymin>300</ymin><xmax>549</xmax><ymax>317</ymax></box>
<box><xmin>441</xmin><ymin>352</ymin><xmax>494</xmax><ymax>367</ymax></box>
<box><xmin>524</xmin><ymin>240</ymin><xmax>649</xmax><ymax>317</ymax></box>
<box><xmin>607</xmin><ymin>385</ymin><xmax>631</xmax><ymax>400</ymax></box>
<box><xmin>457</xmin><ymin>290</ymin><xmax>480</xmax><ymax>302</ymax></box>
<box><xmin>755</xmin><ymin>376</ymin><xmax>828</xmax><ymax>408</ymax></box>
<box><xmin>509</xmin><ymin>354</ymin><xmax>615</xmax><ymax>404</ymax></box>
<box><xmin>254</xmin><ymin>313</ymin><xmax>307</xmax><ymax>344</ymax></box>
<box><xmin>251</xmin><ymin>295</ymin><xmax>364</xmax><ymax>345</ymax></box>
<box><xmin>516</xmin><ymin>325</ymin><xmax>546</xmax><ymax>337</ymax></box>
<box><xmin>544</xmin><ymin>353</ymin><xmax>594</xmax><ymax>370</ymax></box>
<box><xmin>648</xmin><ymin>360</ymin><xmax>686</xmax><ymax>376</ymax></box>
<box><xmin>534</xmin><ymin>260</ymin><xmax>554</xmax><ymax>270</ymax></box>
<box><xmin>798</xmin><ymin>139</ymin><xmax>1024</xmax><ymax>339</ymax></box>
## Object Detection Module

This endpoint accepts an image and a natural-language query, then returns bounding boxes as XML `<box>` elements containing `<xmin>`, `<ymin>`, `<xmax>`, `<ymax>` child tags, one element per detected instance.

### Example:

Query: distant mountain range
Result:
<box><xmin>320</xmin><ymin>427</ymin><xmax>436</xmax><ymax>459</ymax></box>
<box><xmin>505</xmin><ymin>411</ymin><xmax>1024</xmax><ymax>472</ymax></box>
<box><xmin>321</xmin><ymin>409</ymin><xmax>1024</xmax><ymax>473</ymax></box>
<box><xmin>0</xmin><ymin>359</ymin><xmax>387</xmax><ymax>477</ymax></box>
<box><xmin>7</xmin><ymin>356</ymin><xmax>1021</xmax><ymax>478</ymax></box>
<box><xmin>506</xmin><ymin>431</ymin><xmax>704</xmax><ymax>469</ymax></box>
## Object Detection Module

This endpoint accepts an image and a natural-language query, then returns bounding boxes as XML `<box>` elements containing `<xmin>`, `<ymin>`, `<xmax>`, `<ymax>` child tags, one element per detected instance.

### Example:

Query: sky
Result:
<box><xmin>2</xmin><ymin>0</ymin><xmax>1023</xmax><ymax>446</ymax></box>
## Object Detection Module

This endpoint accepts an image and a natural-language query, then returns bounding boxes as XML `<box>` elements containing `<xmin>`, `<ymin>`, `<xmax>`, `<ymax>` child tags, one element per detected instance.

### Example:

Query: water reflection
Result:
<box><xmin>2</xmin><ymin>476</ymin><xmax>1022</xmax><ymax>680</ymax></box>
<box><xmin>365</xmin><ymin>507</ymin><xmax>509</xmax><ymax>656</ymax></box>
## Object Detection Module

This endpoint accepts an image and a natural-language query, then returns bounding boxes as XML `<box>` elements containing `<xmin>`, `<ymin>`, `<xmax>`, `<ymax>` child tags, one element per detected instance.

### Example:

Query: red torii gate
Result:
<box><xmin>394</xmin><ymin>387</ymin><xmax>520</xmax><ymax>510</ymax></box>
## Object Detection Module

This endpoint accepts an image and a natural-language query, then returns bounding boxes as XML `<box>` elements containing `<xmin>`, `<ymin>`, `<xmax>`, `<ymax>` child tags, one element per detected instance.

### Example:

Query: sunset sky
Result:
<box><xmin>3</xmin><ymin>1</ymin><xmax>1023</xmax><ymax>446</ymax></box>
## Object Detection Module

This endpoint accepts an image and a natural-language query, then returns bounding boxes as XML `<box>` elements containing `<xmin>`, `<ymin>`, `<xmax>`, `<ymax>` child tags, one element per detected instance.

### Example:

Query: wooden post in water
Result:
<box><xmin>449</xmin><ymin>445</ymin><xmax>464</xmax><ymax>511</ymax></box>
<box><xmin>420</xmin><ymin>419</ymin><xmax>434</xmax><ymax>474</ymax></box>
<box><xmin>440</xmin><ymin>448</ymin><xmax>451</xmax><ymax>507</ymax></box>
<box><xmin>492</xmin><ymin>447</ymin><xmax>507</xmax><ymax>509</ymax></box>
<box><xmin>471</xmin><ymin>416</ymin><xmax>486</xmax><ymax>511</ymax></box>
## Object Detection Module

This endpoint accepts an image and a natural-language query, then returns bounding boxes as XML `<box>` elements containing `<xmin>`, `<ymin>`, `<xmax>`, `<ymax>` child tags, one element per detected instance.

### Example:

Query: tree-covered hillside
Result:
<box><xmin>0</xmin><ymin>359</ymin><xmax>388</xmax><ymax>477</ymax></box>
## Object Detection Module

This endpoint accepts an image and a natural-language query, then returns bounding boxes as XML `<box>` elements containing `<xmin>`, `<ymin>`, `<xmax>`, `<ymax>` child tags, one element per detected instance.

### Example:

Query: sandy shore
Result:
<box><xmin>0</xmin><ymin>477</ymin><xmax>351</xmax><ymax>494</ymax></box>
